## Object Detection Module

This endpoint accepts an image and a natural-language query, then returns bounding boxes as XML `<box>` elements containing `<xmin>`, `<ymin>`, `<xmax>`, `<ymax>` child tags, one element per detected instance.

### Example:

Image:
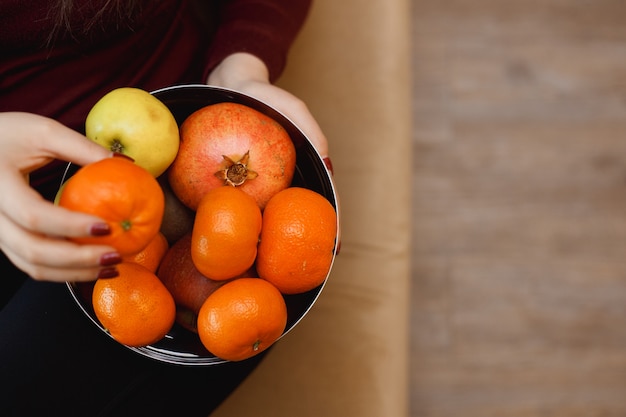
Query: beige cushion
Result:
<box><xmin>211</xmin><ymin>0</ymin><xmax>412</xmax><ymax>415</ymax></box>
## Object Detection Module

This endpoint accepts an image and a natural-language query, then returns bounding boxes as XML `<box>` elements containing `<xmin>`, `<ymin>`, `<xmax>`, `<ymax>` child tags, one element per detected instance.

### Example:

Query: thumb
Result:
<box><xmin>38</xmin><ymin>117</ymin><xmax>113</xmax><ymax>167</ymax></box>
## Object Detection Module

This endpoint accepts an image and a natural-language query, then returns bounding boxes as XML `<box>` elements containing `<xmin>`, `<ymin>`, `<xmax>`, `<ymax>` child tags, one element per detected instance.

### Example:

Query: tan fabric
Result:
<box><xmin>211</xmin><ymin>0</ymin><xmax>412</xmax><ymax>415</ymax></box>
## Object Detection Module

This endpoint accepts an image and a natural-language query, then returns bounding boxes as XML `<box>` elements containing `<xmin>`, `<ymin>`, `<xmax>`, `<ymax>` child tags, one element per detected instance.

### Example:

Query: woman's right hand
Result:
<box><xmin>0</xmin><ymin>112</ymin><xmax>122</xmax><ymax>282</ymax></box>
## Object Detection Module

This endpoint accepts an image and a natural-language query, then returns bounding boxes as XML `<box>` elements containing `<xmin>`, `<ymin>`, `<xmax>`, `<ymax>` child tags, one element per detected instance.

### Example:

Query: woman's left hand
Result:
<box><xmin>207</xmin><ymin>52</ymin><xmax>330</xmax><ymax>163</ymax></box>
<box><xmin>209</xmin><ymin>53</ymin><xmax>340</xmax><ymax>253</ymax></box>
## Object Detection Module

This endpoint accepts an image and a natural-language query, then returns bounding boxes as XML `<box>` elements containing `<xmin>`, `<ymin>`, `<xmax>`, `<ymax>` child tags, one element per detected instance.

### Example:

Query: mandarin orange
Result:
<box><xmin>191</xmin><ymin>186</ymin><xmax>262</xmax><ymax>280</ymax></box>
<box><xmin>58</xmin><ymin>156</ymin><xmax>164</xmax><ymax>256</ymax></box>
<box><xmin>256</xmin><ymin>187</ymin><xmax>337</xmax><ymax>294</ymax></box>
<box><xmin>92</xmin><ymin>262</ymin><xmax>176</xmax><ymax>347</ymax></box>
<box><xmin>196</xmin><ymin>278</ymin><xmax>287</xmax><ymax>361</ymax></box>
<box><xmin>123</xmin><ymin>231</ymin><xmax>169</xmax><ymax>273</ymax></box>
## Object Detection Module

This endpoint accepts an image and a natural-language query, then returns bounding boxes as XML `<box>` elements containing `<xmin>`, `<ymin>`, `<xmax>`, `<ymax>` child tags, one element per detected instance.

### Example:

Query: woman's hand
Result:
<box><xmin>0</xmin><ymin>112</ymin><xmax>122</xmax><ymax>282</ymax></box>
<box><xmin>207</xmin><ymin>53</ymin><xmax>331</xmax><ymax>167</ymax></box>
<box><xmin>208</xmin><ymin>53</ymin><xmax>340</xmax><ymax>253</ymax></box>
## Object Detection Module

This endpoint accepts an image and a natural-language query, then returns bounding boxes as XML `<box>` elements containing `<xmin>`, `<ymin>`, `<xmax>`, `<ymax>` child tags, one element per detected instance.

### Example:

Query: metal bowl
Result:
<box><xmin>65</xmin><ymin>84</ymin><xmax>339</xmax><ymax>365</ymax></box>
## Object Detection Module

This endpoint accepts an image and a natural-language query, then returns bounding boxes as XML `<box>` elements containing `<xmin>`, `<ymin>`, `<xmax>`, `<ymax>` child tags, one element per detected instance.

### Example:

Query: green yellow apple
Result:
<box><xmin>85</xmin><ymin>87</ymin><xmax>180</xmax><ymax>177</ymax></box>
<box><xmin>53</xmin><ymin>181</ymin><xmax>66</xmax><ymax>205</ymax></box>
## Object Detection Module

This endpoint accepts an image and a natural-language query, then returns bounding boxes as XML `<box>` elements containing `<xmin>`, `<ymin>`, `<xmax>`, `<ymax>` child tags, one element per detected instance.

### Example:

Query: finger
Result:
<box><xmin>278</xmin><ymin>96</ymin><xmax>329</xmax><ymax>157</ymax></box>
<box><xmin>3</xmin><ymin>245</ymin><xmax>116</xmax><ymax>282</ymax></box>
<box><xmin>6</xmin><ymin>113</ymin><xmax>112</xmax><ymax>170</ymax></box>
<box><xmin>0</xmin><ymin>170</ymin><xmax>107</xmax><ymax>239</ymax></box>
<box><xmin>35</xmin><ymin>117</ymin><xmax>113</xmax><ymax>167</ymax></box>
<box><xmin>322</xmin><ymin>157</ymin><xmax>334</xmax><ymax>176</ymax></box>
<box><xmin>242</xmin><ymin>85</ymin><xmax>330</xmax><ymax>158</ymax></box>
<box><xmin>0</xmin><ymin>216</ymin><xmax>119</xmax><ymax>282</ymax></box>
<box><xmin>3</xmin><ymin>227</ymin><xmax>116</xmax><ymax>270</ymax></box>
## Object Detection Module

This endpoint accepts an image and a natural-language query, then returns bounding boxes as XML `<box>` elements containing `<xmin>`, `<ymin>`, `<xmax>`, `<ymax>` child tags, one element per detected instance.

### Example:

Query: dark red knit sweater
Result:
<box><xmin>0</xmin><ymin>0</ymin><xmax>311</xmax><ymax>199</ymax></box>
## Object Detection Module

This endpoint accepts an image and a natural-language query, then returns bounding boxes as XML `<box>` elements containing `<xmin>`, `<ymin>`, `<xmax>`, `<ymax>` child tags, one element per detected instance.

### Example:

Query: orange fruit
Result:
<box><xmin>191</xmin><ymin>186</ymin><xmax>262</xmax><ymax>280</ymax></box>
<box><xmin>197</xmin><ymin>278</ymin><xmax>287</xmax><ymax>361</ymax></box>
<box><xmin>58</xmin><ymin>156</ymin><xmax>165</xmax><ymax>256</ymax></box>
<box><xmin>123</xmin><ymin>231</ymin><xmax>169</xmax><ymax>273</ymax></box>
<box><xmin>92</xmin><ymin>262</ymin><xmax>176</xmax><ymax>347</ymax></box>
<box><xmin>256</xmin><ymin>187</ymin><xmax>337</xmax><ymax>294</ymax></box>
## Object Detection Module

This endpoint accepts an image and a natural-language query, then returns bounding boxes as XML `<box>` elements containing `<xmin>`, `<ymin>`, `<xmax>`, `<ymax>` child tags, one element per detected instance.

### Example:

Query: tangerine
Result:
<box><xmin>191</xmin><ymin>186</ymin><xmax>262</xmax><ymax>280</ymax></box>
<box><xmin>92</xmin><ymin>262</ymin><xmax>176</xmax><ymax>347</ymax></box>
<box><xmin>196</xmin><ymin>278</ymin><xmax>287</xmax><ymax>361</ymax></box>
<box><xmin>123</xmin><ymin>231</ymin><xmax>169</xmax><ymax>273</ymax></box>
<box><xmin>256</xmin><ymin>187</ymin><xmax>337</xmax><ymax>294</ymax></box>
<box><xmin>58</xmin><ymin>156</ymin><xmax>165</xmax><ymax>256</ymax></box>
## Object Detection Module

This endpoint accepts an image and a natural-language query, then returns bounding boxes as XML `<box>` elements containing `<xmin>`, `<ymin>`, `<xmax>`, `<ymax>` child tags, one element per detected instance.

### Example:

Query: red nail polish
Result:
<box><xmin>90</xmin><ymin>222</ymin><xmax>111</xmax><ymax>236</ymax></box>
<box><xmin>97</xmin><ymin>267</ymin><xmax>119</xmax><ymax>279</ymax></box>
<box><xmin>322</xmin><ymin>157</ymin><xmax>334</xmax><ymax>176</ymax></box>
<box><xmin>100</xmin><ymin>252</ymin><xmax>122</xmax><ymax>266</ymax></box>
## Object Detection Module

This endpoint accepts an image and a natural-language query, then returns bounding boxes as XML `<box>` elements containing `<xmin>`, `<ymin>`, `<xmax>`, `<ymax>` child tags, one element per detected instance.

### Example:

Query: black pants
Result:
<box><xmin>0</xmin><ymin>253</ymin><xmax>263</xmax><ymax>417</ymax></box>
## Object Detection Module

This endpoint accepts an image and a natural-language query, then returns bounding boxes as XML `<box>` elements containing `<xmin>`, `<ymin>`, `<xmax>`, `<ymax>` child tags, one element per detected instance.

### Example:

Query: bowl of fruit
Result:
<box><xmin>61</xmin><ymin>84</ymin><xmax>339</xmax><ymax>365</ymax></box>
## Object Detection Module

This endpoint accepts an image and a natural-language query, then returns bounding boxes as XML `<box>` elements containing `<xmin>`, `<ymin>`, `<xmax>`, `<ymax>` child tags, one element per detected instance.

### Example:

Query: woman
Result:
<box><xmin>0</xmin><ymin>1</ymin><xmax>329</xmax><ymax>415</ymax></box>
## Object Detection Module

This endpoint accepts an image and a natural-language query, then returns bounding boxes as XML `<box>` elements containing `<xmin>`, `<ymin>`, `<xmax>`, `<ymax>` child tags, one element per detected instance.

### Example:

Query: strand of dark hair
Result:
<box><xmin>45</xmin><ymin>0</ymin><xmax>143</xmax><ymax>46</ymax></box>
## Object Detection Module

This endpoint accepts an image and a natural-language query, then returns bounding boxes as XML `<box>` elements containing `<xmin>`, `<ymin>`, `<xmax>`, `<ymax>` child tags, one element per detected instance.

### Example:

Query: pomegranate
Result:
<box><xmin>156</xmin><ymin>232</ymin><xmax>258</xmax><ymax>333</ymax></box>
<box><xmin>168</xmin><ymin>102</ymin><xmax>296</xmax><ymax>210</ymax></box>
<box><xmin>156</xmin><ymin>233</ymin><xmax>225</xmax><ymax>316</ymax></box>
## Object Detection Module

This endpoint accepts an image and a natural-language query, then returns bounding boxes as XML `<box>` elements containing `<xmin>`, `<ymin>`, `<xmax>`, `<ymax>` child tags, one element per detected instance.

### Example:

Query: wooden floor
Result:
<box><xmin>410</xmin><ymin>0</ymin><xmax>626</xmax><ymax>416</ymax></box>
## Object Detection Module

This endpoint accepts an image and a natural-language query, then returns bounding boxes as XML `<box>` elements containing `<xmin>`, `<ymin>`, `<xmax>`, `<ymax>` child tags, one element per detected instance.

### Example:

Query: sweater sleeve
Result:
<box><xmin>203</xmin><ymin>0</ymin><xmax>312</xmax><ymax>83</ymax></box>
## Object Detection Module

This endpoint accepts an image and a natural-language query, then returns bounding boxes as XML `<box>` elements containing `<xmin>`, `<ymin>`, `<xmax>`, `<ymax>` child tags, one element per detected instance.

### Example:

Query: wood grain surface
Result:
<box><xmin>411</xmin><ymin>0</ymin><xmax>626</xmax><ymax>415</ymax></box>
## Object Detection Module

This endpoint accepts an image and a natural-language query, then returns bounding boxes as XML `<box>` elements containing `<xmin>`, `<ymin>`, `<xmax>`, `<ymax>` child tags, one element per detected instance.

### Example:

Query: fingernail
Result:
<box><xmin>322</xmin><ymin>157</ymin><xmax>334</xmax><ymax>176</ymax></box>
<box><xmin>90</xmin><ymin>222</ymin><xmax>111</xmax><ymax>236</ymax></box>
<box><xmin>112</xmin><ymin>152</ymin><xmax>135</xmax><ymax>162</ymax></box>
<box><xmin>100</xmin><ymin>252</ymin><xmax>122</xmax><ymax>266</ymax></box>
<box><xmin>97</xmin><ymin>267</ymin><xmax>119</xmax><ymax>279</ymax></box>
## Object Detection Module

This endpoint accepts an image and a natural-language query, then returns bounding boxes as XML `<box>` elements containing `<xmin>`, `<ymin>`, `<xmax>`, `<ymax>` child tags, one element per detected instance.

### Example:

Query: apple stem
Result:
<box><xmin>110</xmin><ymin>139</ymin><xmax>125</xmax><ymax>154</ymax></box>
